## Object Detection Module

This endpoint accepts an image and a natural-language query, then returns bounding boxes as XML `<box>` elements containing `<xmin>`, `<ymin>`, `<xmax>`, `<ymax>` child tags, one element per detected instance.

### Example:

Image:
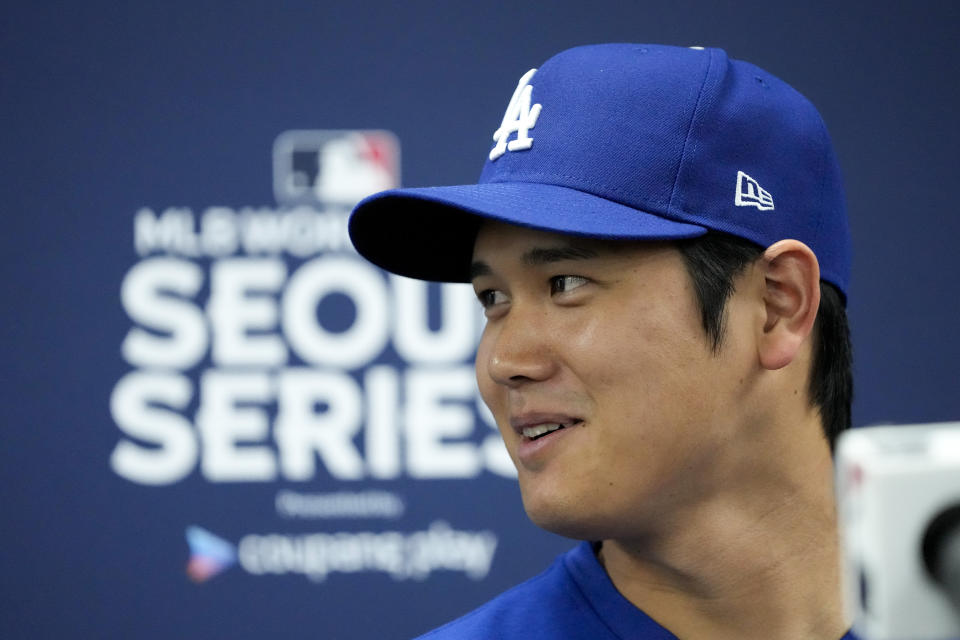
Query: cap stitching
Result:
<box><xmin>666</xmin><ymin>48</ymin><xmax>717</xmax><ymax>216</ymax></box>
<box><xmin>486</xmin><ymin>173</ymin><xmax>673</xmax><ymax>212</ymax></box>
<box><xmin>811</xmin><ymin>113</ymin><xmax>830</xmax><ymax>259</ymax></box>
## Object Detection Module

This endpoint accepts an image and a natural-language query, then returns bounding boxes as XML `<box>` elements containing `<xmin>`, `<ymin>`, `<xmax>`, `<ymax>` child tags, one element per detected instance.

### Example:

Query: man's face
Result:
<box><xmin>471</xmin><ymin>221</ymin><xmax>762</xmax><ymax>540</ymax></box>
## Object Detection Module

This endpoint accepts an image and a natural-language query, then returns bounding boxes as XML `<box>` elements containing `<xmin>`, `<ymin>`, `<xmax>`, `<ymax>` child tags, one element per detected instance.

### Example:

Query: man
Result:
<box><xmin>349</xmin><ymin>44</ymin><xmax>856</xmax><ymax>639</ymax></box>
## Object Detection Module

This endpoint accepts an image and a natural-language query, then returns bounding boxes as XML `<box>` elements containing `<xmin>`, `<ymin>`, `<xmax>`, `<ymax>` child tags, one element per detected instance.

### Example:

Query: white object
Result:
<box><xmin>489</xmin><ymin>69</ymin><xmax>542</xmax><ymax>161</ymax></box>
<box><xmin>836</xmin><ymin>422</ymin><xmax>960</xmax><ymax>639</ymax></box>
<box><xmin>734</xmin><ymin>170</ymin><xmax>774</xmax><ymax>210</ymax></box>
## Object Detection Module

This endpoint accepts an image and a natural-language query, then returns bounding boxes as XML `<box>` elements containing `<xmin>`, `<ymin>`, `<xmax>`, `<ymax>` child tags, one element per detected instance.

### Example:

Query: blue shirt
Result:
<box><xmin>417</xmin><ymin>541</ymin><xmax>859</xmax><ymax>639</ymax></box>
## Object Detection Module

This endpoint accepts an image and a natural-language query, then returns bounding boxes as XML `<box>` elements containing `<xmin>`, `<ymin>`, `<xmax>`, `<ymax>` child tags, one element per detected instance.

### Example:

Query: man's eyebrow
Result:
<box><xmin>469</xmin><ymin>261</ymin><xmax>492</xmax><ymax>280</ymax></box>
<box><xmin>521</xmin><ymin>244</ymin><xmax>599</xmax><ymax>266</ymax></box>
<box><xmin>469</xmin><ymin>243</ymin><xmax>600</xmax><ymax>280</ymax></box>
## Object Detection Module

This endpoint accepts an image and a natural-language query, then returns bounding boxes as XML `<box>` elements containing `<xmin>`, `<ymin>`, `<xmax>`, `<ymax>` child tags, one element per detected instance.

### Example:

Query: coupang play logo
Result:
<box><xmin>109</xmin><ymin>131</ymin><xmax>507</xmax><ymax>585</ymax></box>
<box><xmin>186</xmin><ymin>526</ymin><xmax>237</xmax><ymax>583</ymax></box>
<box><xmin>185</xmin><ymin>521</ymin><xmax>498</xmax><ymax>583</ymax></box>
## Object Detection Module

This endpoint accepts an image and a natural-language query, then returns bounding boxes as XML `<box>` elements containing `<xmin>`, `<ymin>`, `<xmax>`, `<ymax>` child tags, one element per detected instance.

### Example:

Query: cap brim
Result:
<box><xmin>348</xmin><ymin>181</ymin><xmax>708</xmax><ymax>282</ymax></box>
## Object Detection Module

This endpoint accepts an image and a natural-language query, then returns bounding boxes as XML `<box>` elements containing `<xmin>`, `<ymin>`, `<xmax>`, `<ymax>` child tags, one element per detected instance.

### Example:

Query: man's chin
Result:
<box><xmin>522</xmin><ymin>496</ymin><xmax>607</xmax><ymax>541</ymax></box>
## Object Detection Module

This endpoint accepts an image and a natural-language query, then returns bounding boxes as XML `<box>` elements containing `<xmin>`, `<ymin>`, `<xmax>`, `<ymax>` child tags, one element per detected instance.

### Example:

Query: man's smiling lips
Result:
<box><xmin>510</xmin><ymin>413</ymin><xmax>584</xmax><ymax>441</ymax></box>
<box><xmin>508</xmin><ymin>413</ymin><xmax>585</xmax><ymax>468</ymax></box>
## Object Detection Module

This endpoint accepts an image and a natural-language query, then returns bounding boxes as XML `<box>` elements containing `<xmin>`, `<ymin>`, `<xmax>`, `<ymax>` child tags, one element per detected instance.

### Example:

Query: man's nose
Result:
<box><xmin>483</xmin><ymin>305</ymin><xmax>557</xmax><ymax>388</ymax></box>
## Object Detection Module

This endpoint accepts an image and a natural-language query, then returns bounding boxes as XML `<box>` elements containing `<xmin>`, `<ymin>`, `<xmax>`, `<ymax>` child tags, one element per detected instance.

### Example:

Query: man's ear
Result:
<box><xmin>758</xmin><ymin>240</ymin><xmax>821</xmax><ymax>371</ymax></box>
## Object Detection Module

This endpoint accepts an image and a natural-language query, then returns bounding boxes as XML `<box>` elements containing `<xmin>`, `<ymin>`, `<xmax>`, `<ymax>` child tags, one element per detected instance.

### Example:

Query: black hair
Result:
<box><xmin>675</xmin><ymin>232</ymin><xmax>852</xmax><ymax>450</ymax></box>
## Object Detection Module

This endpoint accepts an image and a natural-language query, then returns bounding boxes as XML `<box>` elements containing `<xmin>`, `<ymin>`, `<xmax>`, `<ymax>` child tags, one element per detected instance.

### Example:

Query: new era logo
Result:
<box><xmin>735</xmin><ymin>171</ymin><xmax>774</xmax><ymax>211</ymax></box>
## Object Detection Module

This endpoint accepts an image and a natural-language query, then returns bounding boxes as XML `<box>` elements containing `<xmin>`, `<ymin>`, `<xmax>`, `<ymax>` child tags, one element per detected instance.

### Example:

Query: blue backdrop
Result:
<box><xmin>2</xmin><ymin>2</ymin><xmax>958</xmax><ymax>639</ymax></box>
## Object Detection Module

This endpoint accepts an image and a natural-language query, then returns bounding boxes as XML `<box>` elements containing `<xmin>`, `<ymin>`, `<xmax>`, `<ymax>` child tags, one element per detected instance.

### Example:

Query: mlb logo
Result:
<box><xmin>273</xmin><ymin>130</ymin><xmax>400</xmax><ymax>206</ymax></box>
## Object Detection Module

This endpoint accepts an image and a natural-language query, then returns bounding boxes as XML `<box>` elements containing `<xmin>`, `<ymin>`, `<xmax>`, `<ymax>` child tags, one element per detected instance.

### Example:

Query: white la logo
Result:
<box><xmin>489</xmin><ymin>68</ymin><xmax>542</xmax><ymax>161</ymax></box>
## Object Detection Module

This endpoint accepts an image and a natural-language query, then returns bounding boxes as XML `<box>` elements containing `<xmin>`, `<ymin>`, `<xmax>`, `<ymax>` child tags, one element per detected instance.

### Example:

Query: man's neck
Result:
<box><xmin>597</xmin><ymin>445</ymin><xmax>847</xmax><ymax>640</ymax></box>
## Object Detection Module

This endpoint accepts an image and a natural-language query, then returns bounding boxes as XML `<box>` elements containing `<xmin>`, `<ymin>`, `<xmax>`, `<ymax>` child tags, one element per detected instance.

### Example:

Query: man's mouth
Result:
<box><xmin>521</xmin><ymin>420</ymin><xmax>583</xmax><ymax>440</ymax></box>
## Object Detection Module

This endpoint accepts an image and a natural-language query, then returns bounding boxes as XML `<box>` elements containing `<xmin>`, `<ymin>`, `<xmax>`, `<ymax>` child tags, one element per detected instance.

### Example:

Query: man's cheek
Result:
<box><xmin>474</xmin><ymin>341</ymin><xmax>496</xmax><ymax>403</ymax></box>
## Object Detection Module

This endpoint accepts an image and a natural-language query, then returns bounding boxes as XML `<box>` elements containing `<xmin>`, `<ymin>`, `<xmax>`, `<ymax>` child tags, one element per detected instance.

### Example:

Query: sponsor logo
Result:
<box><xmin>186</xmin><ymin>526</ymin><xmax>237</xmax><ymax>583</ymax></box>
<box><xmin>273</xmin><ymin>130</ymin><xmax>399</xmax><ymax>206</ymax></box>
<box><xmin>186</xmin><ymin>521</ymin><xmax>498</xmax><ymax>583</ymax></box>
<box><xmin>735</xmin><ymin>170</ymin><xmax>775</xmax><ymax>211</ymax></box>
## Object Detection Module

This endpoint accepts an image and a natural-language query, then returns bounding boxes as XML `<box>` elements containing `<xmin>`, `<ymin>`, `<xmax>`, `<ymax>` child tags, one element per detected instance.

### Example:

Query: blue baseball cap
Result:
<box><xmin>349</xmin><ymin>43</ymin><xmax>850</xmax><ymax>296</ymax></box>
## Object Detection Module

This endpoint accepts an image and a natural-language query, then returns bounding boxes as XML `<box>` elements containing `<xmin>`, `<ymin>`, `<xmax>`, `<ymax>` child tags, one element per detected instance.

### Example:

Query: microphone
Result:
<box><xmin>836</xmin><ymin>422</ymin><xmax>960</xmax><ymax>640</ymax></box>
<box><xmin>924</xmin><ymin>504</ymin><xmax>960</xmax><ymax>611</ymax></box>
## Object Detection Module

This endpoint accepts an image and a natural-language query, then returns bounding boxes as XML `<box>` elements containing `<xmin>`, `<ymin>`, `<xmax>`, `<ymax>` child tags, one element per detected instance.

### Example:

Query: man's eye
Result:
<box><xmin>550</xmin><ymin>275</ymin><xmax>589</xmax><ymax>295</ymax></box>
<box><xmin>476</xmin><ymin>289</ymin><xmax>508</xmax><ymax>308</ymax></box>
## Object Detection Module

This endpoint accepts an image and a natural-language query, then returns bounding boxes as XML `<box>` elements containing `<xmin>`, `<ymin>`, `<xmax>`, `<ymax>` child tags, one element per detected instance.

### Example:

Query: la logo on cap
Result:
<box><xmin>489</xmin><ymin>69</ymin><xmax>542</xmax><ymax>161</ymax></box>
